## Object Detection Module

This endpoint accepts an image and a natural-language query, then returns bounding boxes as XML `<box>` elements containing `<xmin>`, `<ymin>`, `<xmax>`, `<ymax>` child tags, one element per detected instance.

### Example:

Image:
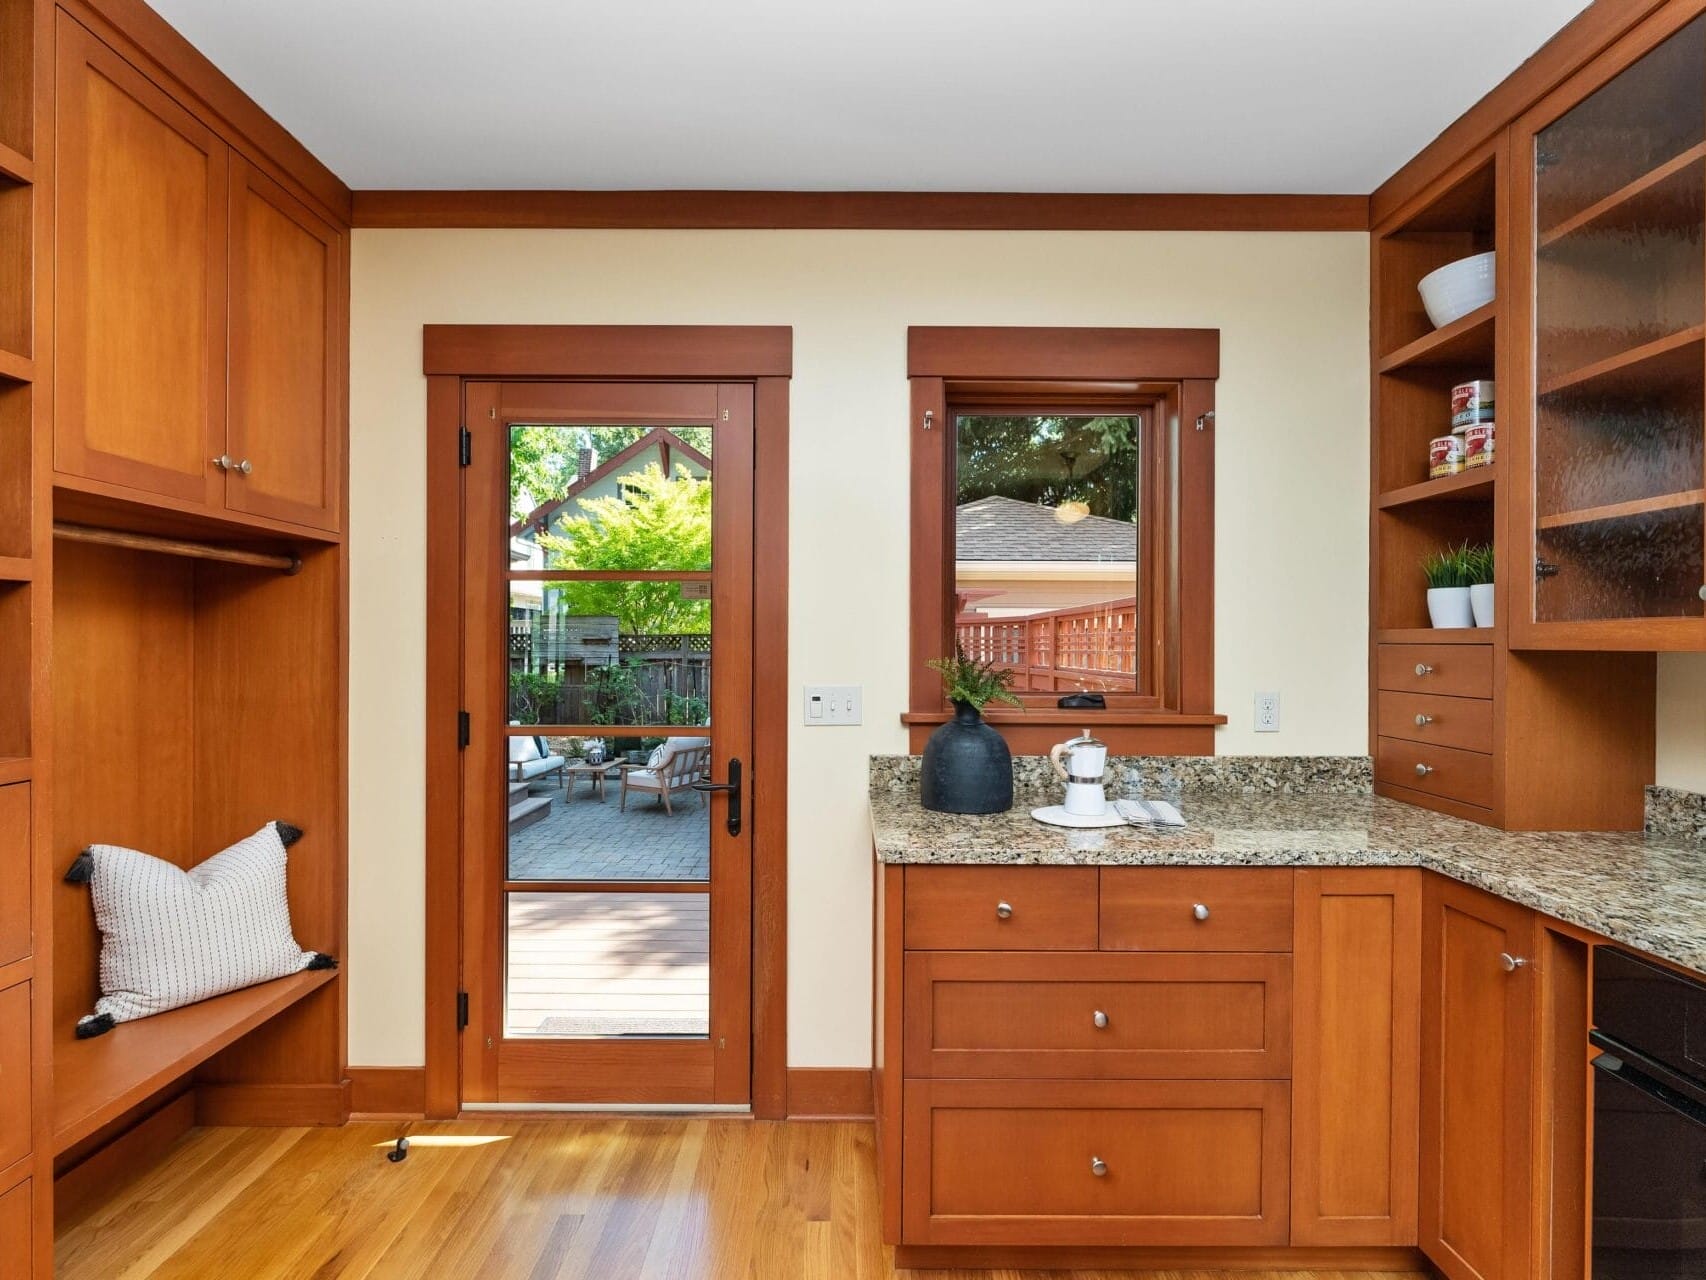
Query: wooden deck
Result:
<box><xmin>505</xmin><ymin>892</ymin><xmax>709</xmax><ymax>1038</ymax></box>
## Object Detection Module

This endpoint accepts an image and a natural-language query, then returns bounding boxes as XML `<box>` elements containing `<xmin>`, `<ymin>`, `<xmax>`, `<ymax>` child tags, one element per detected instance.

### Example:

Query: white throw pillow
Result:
<box><xmin>64</xmin><ymin>821</ymin><xmax>333</xmax><ymax>1038</ymax></box>
<box><xmin>508</xmin><ymin>736</ymin><xmax>542</xmax><ymax>764</ymax></box>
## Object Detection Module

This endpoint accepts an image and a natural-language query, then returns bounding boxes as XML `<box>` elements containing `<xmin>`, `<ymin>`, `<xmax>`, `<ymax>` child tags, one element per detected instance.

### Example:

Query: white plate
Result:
<box><xmin>1031</xmin><ymin>805</ymin><xmax>1128</xmax><ymax>829</ymax></box>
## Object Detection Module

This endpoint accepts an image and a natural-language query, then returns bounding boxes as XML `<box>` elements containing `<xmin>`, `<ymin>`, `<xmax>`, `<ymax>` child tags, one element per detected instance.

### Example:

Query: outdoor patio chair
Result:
<box><xmin>619</xmin><ymin>737</ymin><xmax>711</xmax><ymax>814</ymax></box>
<box><xmin>508</xmin><ymin>732</ymin><xmax>567</xmax><ymax>789</ymax></box>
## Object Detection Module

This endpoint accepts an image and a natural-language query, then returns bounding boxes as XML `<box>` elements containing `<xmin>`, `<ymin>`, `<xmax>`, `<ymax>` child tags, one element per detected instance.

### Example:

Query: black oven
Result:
<box><xmin>1592</xmin><ymin>947</ymin><xmax>1706</xmax><ymax>1279</ymax></box>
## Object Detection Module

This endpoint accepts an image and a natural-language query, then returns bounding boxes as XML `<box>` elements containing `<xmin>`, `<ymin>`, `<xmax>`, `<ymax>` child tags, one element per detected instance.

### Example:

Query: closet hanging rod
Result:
<box><xmin>52</xmin><ymin>523</ymin><xmax>302</xmax><ymax>574</ymax></box>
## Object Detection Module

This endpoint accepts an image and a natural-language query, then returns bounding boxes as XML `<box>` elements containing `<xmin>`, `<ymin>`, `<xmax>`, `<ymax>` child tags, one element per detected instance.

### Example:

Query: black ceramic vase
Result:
<box><xmin>920</xmin><ymin>700</ymin><xmax>1013</xmax><ymax>814</ymax></box>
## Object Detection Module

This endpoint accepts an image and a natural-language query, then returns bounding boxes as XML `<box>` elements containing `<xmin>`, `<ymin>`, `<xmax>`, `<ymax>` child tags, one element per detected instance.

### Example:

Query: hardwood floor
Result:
<box><xmin>56</xmin><ymin>1118</ymin><xmax>1433</xmax><ymax>1279</ymax></box>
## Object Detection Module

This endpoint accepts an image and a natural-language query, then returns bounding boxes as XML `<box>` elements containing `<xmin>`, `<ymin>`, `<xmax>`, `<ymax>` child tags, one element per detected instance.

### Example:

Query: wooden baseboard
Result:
<box><xmin>195</xmin><ymin>1081</ymin><xmax>350</xmax><ymax>1127</ymax></box>
<box><xmin>348</xmin><ymin>1067</ymin><xmax>427</xmax><ymax>1117</ymax></box>
<box><xmin>893</xmin><ymin>1244</ymin><xmax>1429</xmax><ymax>1270</ymax></box>
<box><xmin>54</xmin><ymin>1091</ymin><xmax>196</xmax><ymax>1227</ymax></box>
<box><xmin>785</xmin><ymin>1068</ymin><xmax>873</xmax><ymax>1120</ymax></box>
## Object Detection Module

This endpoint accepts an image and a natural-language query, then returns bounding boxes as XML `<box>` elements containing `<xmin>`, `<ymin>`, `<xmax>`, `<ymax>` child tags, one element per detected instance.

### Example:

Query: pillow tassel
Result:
<box><xmin>274</xmin><ymin>821</ymin><xmax>305</xmax><ymax>848</ymax></box>
<box><xmin>64</xmin><ymin>850</ymin><xmax>94</xmax><ymax>884</ymax></box>
<box><xmin>75</xmin><ymin>1013</ymin><xmax>114</xmax><ymax>1039</ymax></box>
<box><xmin>304</xmin><ymin>952</ymin><xmax>338</xmax><ymax>971</ymax></box>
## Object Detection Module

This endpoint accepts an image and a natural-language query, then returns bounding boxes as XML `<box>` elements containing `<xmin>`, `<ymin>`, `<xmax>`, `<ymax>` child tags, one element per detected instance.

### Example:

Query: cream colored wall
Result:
<box><xmin>1657</xmin><ymin>654</ymin><xmax>1706</xmax><ymax>792</ymax></box>
<box><xmin>347</xmin><ymin>228</ymin><xmax>1374</xmax><ymax>1068</ymax></box>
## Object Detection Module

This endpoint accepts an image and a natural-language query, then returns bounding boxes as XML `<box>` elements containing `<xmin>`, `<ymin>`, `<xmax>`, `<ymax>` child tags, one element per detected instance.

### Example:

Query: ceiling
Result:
<box><xmin>148</xmin><ymin>0</ymin><xmax>1593</xmax><ymax>193</ymax></box>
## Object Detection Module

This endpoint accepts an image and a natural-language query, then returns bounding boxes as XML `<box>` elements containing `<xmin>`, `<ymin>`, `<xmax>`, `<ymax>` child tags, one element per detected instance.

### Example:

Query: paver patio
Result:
<box><xmin>508</xmin><ymin>779</ymin><xmax>710</xmax><ymax>881</ymax></box>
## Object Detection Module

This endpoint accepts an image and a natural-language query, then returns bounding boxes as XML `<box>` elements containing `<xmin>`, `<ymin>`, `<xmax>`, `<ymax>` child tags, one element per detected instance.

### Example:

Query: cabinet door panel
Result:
<box><xmin>1420</xmin><ymin>876</ymin><xmax>1535</xmax><ymax>1280</ymax></box>
<box><xmin>225</xmin><ymin>157</ymin><xmax>342</xmax><ymax>531</ymax></box>
<box><xmin>54</xmin><ymin>14</ymin><xmax>225</xmax><ymax>507</ymax></box>
<box><xmin>0</xmin><ymin>1178</ymin><xmax>30</xmax><ymax>1280</ymax></box>
<box><xmin>0</xmin><ymin>980</ymin><xmax>30</xmax><ymax>1171</ymax></box>
<box><xmin>0</xmin><ymin>784</ymin><xmax>29</xmax><ymax>966</ymax></box>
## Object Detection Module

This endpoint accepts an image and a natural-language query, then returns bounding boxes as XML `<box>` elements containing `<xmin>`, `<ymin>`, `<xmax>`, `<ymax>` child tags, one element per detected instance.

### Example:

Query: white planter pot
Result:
<box><xmin>1427</xmin><ymin>586</ymin><xmax>1475</xmax><ymax>629</ymax></box>
<box><xmin>1469</xmin><ymin>583</ymin><xmax>1495</xmax><ymax>629</ymax></box>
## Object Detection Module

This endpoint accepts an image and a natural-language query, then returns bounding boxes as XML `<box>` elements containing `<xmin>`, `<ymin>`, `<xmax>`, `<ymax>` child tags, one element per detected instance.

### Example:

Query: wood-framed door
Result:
<box><xmin>460</xmin><ymin>379</ymin><xmax>753</xmax><ymax>1105</ymax></box>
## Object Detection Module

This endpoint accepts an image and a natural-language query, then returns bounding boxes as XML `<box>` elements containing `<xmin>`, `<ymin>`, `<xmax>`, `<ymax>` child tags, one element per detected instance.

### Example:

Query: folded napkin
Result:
<box><xmin>1114</xmin><ymin>798</ymin><xmax>1187</xmax><ymax>829</ymax></box>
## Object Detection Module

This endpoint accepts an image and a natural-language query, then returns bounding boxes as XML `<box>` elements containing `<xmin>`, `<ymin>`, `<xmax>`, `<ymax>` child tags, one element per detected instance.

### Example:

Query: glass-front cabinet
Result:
<box><xmin>1512</xmin><ymin>11</ymin><xmax>1706</xmax><ymax>648</ymax></box>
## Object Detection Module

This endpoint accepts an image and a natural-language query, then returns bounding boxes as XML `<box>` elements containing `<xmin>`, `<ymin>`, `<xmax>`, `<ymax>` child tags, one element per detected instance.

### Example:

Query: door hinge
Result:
<box><xmin>457</xmin><ymin>710</ymin><xmax>471</xmax><ymax>748</ymax></box>
<box><xmin>459</xmin><ymin>427</ymin><xmax>472</xmax><ymax>467</ymax></box>
<box><xmin>456</xmin><ymin>991</ymin><xmax>470</xmax><ymax>1030</ymax></box>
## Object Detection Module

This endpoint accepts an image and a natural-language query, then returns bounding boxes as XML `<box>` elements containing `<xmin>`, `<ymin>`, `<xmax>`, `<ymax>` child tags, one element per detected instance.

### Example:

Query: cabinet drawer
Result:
<box><xmin>1377</xmin><ymin>690</ymin><xmax>1494</xmax><ymax>754</ymax></box>
<box><xmin>0</xmin><ymin>1178</ymin><xmax>30</xmax><ymax>1280</ymax></box>
<box><xmin>0</xmin><ymin>980</ymin><xmax>30</xmax><ymax>1171</ymax></box>
<box><xmin>904</xmin><ymin>866</ymin><xmax>1098</xmax><ymax>951</ymax></box>
<box><xmin>1100</xmin><ymin>868</ymin><xmax>1293</xmax><ymax>952</ymax></box>
<box><xmin>0</xmin><ymin>785</ymin><xmax>28</xmax><ymax>966</ymax></box>
<box><xmin>1376</xmin><ymin>736</ymin><xmax>1494</xmax><ymax>810</ymax></box>
<box><xmin>901</xmin><ymin>1078</ymin><xmax>1290</xmax><ymax>1246</ymax></box>
<box><xmin>903</xmin><ymin>951</ymin><xmax>1291</xmax><ymax>1079</ymax></box>
<box><xmin>1376</xmin><ymin>644</ymin><xmax>1493</xmax><ymax>698</ymax></box>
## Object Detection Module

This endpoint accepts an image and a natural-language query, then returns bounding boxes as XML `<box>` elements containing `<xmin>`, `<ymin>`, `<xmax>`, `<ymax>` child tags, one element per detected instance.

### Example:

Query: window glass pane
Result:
<box><xmin>509</xmin><ymin>423</ymin><xmax>713</xmax><ymax>571</ymax></box>
<box><xmin>505</xmin><ymin>892</ymin><xmax>709</xmax><ymax>1038</ymax></box>
<box><xmin>509</xmin><ymin>580</ymin><xmax>711</xmax><ymax>726</ymax></box>
<box><xmin>954</xmin><ymin>414</ymin><xmax>1140</xmax><ymax>693</ymax></box>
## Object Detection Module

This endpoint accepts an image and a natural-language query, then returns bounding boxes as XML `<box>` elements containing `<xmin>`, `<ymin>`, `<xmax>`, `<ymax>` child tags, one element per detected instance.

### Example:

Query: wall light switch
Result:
<box><xmin>804</xmin><ymin>685</ymin><xmax>862</xmax><ymax>726</ymax></box>
<box><xmin>1254</xmin><ymin>691</ymin><xmax>1280</xmax><ymax>733</ymax></box>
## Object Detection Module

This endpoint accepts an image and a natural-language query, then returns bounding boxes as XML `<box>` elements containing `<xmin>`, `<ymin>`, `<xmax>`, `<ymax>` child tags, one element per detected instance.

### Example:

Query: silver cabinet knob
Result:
<box><xmin>1500</xmin><ymin>952</ymin><xmax>1528</xmax><ymax>972</ymax></box>
<box><xmin>995</xmin><ymin>901</ymin><xmax>1013</xmax><ymax>920</ymax></box>
<box><xmin>1092</xmin><ymin>1010</ymin><xmax>1109</xmax><ymax>1029</ymax></box>
<box><xmin>1415</xmin><ymin>763</ymin><xmax>1434</xmax><ymax>777</ymax></box>
<box><xmin>1192</xmin><ymin>903</ymin><xmax>1210</xmax><ymax>921</ymax></box>
<box><xmin>1415</xmin><ymin>663</ymin><xmax>1433</xmax><ymax>676</ymax></box>
<box><xmin>1090</xmin><ymin>1157</ymin><xmax>1108</xmax><ymax>1177</ymax></box>
<box><xmin>1415</xmin><ymin>714</ymin><xmax>1434</xmax><ymax>726</ymax></box>
<box><xmin>233</xmin><ymin>458</ymin><xmax>252</xmax><ymax>475</ymax></box>
<box><xmin>212</xmin><ymin>453</ymin><xmax>232</xmax><ymax>471</ymax></box>
<box><xmin>1698</xmin><ymin>585</ymin><xmax>1706</xmax><ymax>601</ymax></box>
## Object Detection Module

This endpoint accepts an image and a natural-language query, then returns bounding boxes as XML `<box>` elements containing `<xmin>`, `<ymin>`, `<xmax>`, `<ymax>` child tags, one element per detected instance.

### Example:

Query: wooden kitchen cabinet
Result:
<box><xmin>1291</xmin><ymin>868</ymin><xmax>1421</xmax><ymax>1247</ymax></box>
<box><xmin>53</xmin><ymin>15</ymin><xmax>343</xmax><ymax>534</ymax></box>
<box><xmin>1419</xmin><ymin>875</ymin><xmax>1537</xmax><ymax>1280</ymax></box>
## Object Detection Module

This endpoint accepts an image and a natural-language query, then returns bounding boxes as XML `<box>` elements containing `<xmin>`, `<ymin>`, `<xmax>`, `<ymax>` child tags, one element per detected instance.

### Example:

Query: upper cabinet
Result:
<box><xmin>1511</xmin><ymin>10</ymin><xmax>1706</xmax><ymax>649</ymax></box>
<box><xmin>53</xmin><ymin>16</ymin><xmax>343</xmax><ymax>535</ymax></box>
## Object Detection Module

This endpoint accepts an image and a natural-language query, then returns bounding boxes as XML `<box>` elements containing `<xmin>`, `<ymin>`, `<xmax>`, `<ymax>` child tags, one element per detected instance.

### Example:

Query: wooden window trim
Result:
<box><xmin>906</xmin><ymin>326</ymin><xmax>1223</xmax><ymax>754</ymax></box>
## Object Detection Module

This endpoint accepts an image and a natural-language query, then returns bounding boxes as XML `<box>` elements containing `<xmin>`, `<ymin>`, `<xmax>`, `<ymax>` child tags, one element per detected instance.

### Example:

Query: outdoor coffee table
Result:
<box><xmin>563</xmin><ymin>760</ymin><xmax>622</xmax><ymax>801</ymax></box>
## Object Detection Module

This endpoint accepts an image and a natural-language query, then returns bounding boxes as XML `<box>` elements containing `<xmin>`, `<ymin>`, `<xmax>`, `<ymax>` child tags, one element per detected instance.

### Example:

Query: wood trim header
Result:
<box><xmin>355</xmin><ymin>189</ymin><xmax>1369</xmax><ymax>232</ymax></box>
<box><xmin>422</xmin><ymin>325</ymin><xmax>793</xmax><ymax>377</ymax></box>
<box><xmin>908</xmin><ymin>327</ymin><xmax>1220</xmax><ymax>380</ymax></box>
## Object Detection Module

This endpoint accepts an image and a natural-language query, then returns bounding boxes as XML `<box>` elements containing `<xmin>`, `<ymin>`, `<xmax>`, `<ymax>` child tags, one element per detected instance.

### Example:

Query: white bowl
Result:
<box><xmin>1418</xmin><ymin>252</ymin><xmax>1495</xmax><ymax>329</ymax></box>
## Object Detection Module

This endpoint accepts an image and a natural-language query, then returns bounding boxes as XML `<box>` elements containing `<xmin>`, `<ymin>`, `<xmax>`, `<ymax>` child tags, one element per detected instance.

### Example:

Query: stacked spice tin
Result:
<box><xmin>1429</xmin><ymin>380</ymin><xmax>1494</xmax><ymax>477</ymax></box>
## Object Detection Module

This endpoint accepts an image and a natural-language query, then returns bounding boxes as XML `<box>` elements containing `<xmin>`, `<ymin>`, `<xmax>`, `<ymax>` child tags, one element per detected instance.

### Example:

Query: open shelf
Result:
<box><xmin>1378</xmin><ymin>468</ymin><xmax>1495</xmax><ymax>510</ymax></box>
<box><xmin>0</xmin><ymin>347</ymin><xmax>29</xmax><ymax>385</ymax></box>
<box><xmin>53</xmin><ymin>967</ymin><xmax>336</xmax><ymax>1152</ymax></box>
<box><xmin>0</xmin><ymin>757</ymin><xmax>28</xmax><ymax>786</ymax></box>
<box><xmin>1377</xmin><ymin>628</ymin><xmax>1495</xmax><ymax>645</ymax></box>
<box><xmin>1539</xmin><ymin>142</ymin><xmax>1706</xmax><ymax>247</ymax></box>
<box><xmin>0</xmin><ymin>556</ymin><xmax>27</xmax><ymax>583</ymax></box>
<box><xmin>0</xmin><ymin>140</ymin><xmax>28</xmax><ymax>186</ymax></box>
<box><xmin>1378</xmin><ymin>303</ymin><xmax>1495</xmax><ymax>373</ymax></box>
<box><xmin>1539</xmin><ymin>326</ymin><xmax>1706</xmax><ymax>398</ymax></box>
<box><xmin>1537</xmin><ymin>489</ymin><xmax>1705</xmax><ymax>530</ymax></box>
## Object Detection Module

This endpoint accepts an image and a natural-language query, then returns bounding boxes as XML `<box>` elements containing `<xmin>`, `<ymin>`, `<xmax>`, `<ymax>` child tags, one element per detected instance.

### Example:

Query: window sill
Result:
<box><xmin>900</xmin><ymin>709</ymin><xmax>1227</xmax><ymax>728</ymax></box>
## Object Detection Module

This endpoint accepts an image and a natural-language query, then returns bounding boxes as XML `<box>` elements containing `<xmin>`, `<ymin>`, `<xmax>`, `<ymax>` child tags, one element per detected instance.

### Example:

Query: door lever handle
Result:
<box><xmin>691</xmin><ymin>758</ymin><xmax>742</xmax><ymax>836</ymax></box>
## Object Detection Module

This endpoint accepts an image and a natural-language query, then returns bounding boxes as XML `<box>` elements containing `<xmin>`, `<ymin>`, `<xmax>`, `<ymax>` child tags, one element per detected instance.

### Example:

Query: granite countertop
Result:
<box><xmin>870</xmin><ymin>756</ymin><xmax>1706</xmax><ymax>974</ymax></box>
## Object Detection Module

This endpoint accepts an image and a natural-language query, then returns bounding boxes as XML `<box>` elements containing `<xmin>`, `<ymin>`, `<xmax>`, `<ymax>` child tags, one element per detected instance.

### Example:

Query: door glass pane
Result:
<box><xmin>505</xmin><ymin>891</ymin><xmax>709</xmax><ymax>1038</ymax></box>
<box><xmin>509</xmin><ymin>423</ymin><xmax>713</xmax><ymax>571</ymax></box>
<box><xmin>508</xmin><ymin>580</ymin><xmax>711</xmax><ymax>726</ymax></box>
<box><xmin>1532</xmin><ymin>17</ymin><xmax>1706</xmax><ymax>622</ymax></box>
<box><xmin>954</xmin><ymin>414</ymin><xmax>1141</xmax><ymax>692</ymax></box>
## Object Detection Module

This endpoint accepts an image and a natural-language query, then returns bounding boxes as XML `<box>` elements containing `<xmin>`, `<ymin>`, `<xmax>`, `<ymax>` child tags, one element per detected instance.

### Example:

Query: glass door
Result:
<box><xmin>1513</xmin><ymin>12</ymin><xmax>1706</xmax><ymax>646</ymax></box>
<box><xmin>460</xmin><ymin>381</ymin><xmax>753</xmax><ymax>1105</ymax></box>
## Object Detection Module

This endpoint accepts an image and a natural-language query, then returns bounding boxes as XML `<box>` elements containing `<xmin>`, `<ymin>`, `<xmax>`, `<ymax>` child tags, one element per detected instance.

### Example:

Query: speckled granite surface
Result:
<box><xmin>871</xmin><ymin>756</ymin><xmax>1706</xmax><ymax>974</ymax></box>
<box><xmin>1647</xmin><ymin>785</ymin><xmax>1706</xmax><ymax>841</ymax></box>
<box><xmin>869</xmin><ymin>753</ymin><xmax>1373</xmax><ymax>802</ymax></box>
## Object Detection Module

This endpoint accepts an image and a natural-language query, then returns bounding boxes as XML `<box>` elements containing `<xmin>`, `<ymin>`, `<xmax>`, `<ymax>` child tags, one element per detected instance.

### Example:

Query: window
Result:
<box><xmin>907</xmin><ymin>327</ymin><xmax>1222</xmax><ymax>751</ymax></box>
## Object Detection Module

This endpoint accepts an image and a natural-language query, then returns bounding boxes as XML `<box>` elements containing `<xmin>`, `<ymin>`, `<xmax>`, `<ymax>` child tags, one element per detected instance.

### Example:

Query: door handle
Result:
<box><xmin>691</xmin><ymin>758</ymin><xmax>742</xmax><ymax>836</ymax></box>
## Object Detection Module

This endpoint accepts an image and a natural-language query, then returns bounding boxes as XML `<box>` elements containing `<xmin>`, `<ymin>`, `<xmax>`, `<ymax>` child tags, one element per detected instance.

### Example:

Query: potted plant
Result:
<box><xmin>920</xmin><ymin>650</ymin><xmax>1023</xmax><ymax>814</ymax></box>
<box><xmin>1422</xmin><ymin>543</ymin><xmax>1475</xmax><ymax>629</ymax></box>
<box><xmin>1466</xmin><ymin>543</ymin><xmax>1495</xmax><ymax>628</ymax></box>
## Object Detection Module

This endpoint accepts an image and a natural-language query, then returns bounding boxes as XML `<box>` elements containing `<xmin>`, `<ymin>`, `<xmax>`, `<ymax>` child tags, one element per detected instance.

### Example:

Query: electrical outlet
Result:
<box><xmin>1254</xmin><ymin>691</ymin><xmax>1280</xmax><ymax>733</ymax></box>
<box><xmin>804</xmin><ymin>685</ymin><xmax>862</xmax><ymax>726</ymax></box>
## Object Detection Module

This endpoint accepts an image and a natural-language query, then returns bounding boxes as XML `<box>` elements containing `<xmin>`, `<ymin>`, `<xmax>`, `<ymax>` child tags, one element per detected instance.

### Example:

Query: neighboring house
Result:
<box><xmin>511</xmin><ymin>427</ymin><xmax>711</xmax><ymax>544</ymax></box>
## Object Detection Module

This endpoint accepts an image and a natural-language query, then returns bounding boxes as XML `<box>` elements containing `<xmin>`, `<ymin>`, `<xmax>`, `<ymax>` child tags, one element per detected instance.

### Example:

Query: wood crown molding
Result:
<box><xmin>423</xmin><ymin>325</ymin><xmax>793</xmax><ymax>378</ymax></box>
<box><xmin>908</xmin><ymin>326</ymin><xmax>1220</xmax><ymax>380</ymax></box>
<box><xmin>354</xmin><ymin>189</ymin><xmax>1369</xmax><ymax>232</ymax></box>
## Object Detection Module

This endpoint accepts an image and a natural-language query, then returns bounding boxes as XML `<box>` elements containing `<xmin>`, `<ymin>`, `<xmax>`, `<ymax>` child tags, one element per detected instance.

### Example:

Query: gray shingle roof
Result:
<box><xmin>956</xmin><ymin>495</ymin><xmax>1136</xmax><ymax>563</ymax></box>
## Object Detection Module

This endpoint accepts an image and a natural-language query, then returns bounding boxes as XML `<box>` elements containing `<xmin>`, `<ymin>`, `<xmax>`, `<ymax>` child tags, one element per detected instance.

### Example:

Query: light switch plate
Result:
<box><xmin>804</xmin><ymin>685</ymin><xmax>862</xmax><ymax>726</ymax></box>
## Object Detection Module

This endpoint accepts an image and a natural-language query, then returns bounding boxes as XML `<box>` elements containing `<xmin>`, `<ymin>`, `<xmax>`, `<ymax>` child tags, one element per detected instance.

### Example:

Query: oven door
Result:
<box><xmin>1592</xmin><ymin>1038</ymin><xmax>1706</xmax><ymax>1279</ymax></box>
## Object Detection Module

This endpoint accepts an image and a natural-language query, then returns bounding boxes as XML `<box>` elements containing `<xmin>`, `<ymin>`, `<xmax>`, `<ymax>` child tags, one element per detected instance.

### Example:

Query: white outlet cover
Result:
<box><xmin>1254</xmin><ymin>691</ymin><xmax>1280</xmax><ymax>733</ymax></box>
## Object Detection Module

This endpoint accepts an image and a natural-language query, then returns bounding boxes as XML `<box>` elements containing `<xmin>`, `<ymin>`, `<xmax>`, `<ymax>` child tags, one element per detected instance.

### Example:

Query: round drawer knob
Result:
<box><xmin>1092</xmin><ymin>1009</ymin><xmax>1109</xmax><ymax>1029</ymax></box>
<box><xmin>1192</xmin><ymin>903</ymin><xmax>1210</xmax><ymax>921</ymax></box>
<box><xmin>1500</xmin><ymin>952</ymin><xmax>1528</xmax><ymax>973</ymax></box>
<box><xmin>995</xmin><ymin>901</ymin><xmax>1013</xmax><ymax>920</ymax></box>
<box><xmin>1090</xmin><ymin>1157</ymin><xmax>1108</xmax><ymax>1177</ymax></box>
<box><xmin>1415</xmin><ymin>763</ymin><xmax>1434</xmax><ymax>777</ymax></box>
<box><xmin>1415</xmin><ymin>714</ymin><xmax>1434</xmax><ymax>726</ymax></box>
<box><xmin>1415</xmin><ymin>663</ymin><xmax>1433</xmax><ymax>676</ymax></box>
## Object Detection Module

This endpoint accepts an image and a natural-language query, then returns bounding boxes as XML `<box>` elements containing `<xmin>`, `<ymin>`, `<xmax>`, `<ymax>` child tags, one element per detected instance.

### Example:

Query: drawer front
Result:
<box><xmin>0</xmin><ymin>1178</ymin><xmax>30</xmax><ymax>1280</ymax></box>
<box><xmin>901</xmin><ymin>1078</ymin><xmax>1290</xmax><ymax>1246</ymax></box>
<box><xmin>1377</xmin><ymin>690</ymin><xmax>1494</xmax><ymax>754</ymax></box>
<box><xmin>1377</xmin><ymin>644</ymin><xmax>1493</xmax><ymax>698</ymax></box>
<box><xmin>0</xmin><ymin>786</ymin><xmax>28</xmax><ymax>967</ymax></box>
<box><xmin>904</xmin><ymin>866</ymin><xmax>1098</xmax><ymax>951</ymax></box>
<box><xmin>1100</xmin><ymin>868</ymin><xmax>1293</xmax><ymax>952</ymax></box>
<box><xmin>1376</xmin><ymin>736</ymin><xmax>1495</xmax><ymax>810</ymax></box>
<box><xmin>903</xmin><ymin>951</ymin><xmax>1291</xmax><ymax>1079</ymax></box>
<box><xmin>0</xmin><ymin>981</ymin><xmax>30</xmax><ymax>1171</ymax></box>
